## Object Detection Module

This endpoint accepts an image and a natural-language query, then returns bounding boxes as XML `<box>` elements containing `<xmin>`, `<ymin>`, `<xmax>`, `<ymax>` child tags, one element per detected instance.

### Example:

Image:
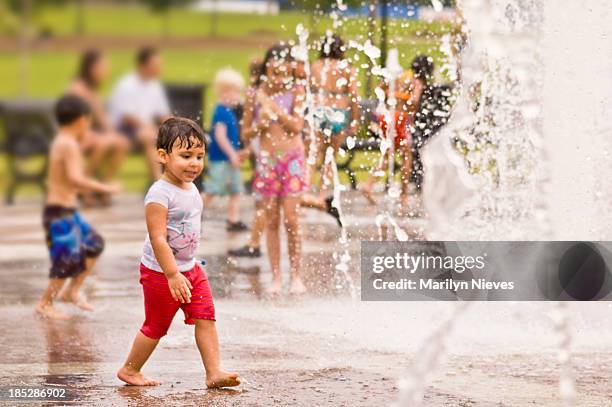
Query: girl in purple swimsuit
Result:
<box><xmin>242</xmin><ymin>44</ymin><xmax>307</xmax><ymax>295</ymax></box>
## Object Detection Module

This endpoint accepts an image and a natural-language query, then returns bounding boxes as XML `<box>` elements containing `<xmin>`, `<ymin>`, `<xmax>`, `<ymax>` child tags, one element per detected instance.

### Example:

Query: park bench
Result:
<box><xmin>0</xmin><ymin>99</ymin><xmax>56</xmax><ymax>204</ymax></box>
<box><xmin>165</xmin><ymin>83</ymin><xmax>208</xmax><ymax>128</ymax></box>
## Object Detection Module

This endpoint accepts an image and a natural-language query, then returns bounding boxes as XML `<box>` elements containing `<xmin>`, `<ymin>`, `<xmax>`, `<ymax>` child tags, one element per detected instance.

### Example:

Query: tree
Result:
<box><xmin>139</xmin><ymin>0</ymin><xmax>197</xmax><ymax>37</ymax></box>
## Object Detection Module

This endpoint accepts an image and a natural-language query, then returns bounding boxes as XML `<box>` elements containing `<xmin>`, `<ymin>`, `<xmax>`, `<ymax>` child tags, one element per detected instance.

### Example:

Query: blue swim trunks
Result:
<box><xmin>43</xmin><ymin>205</ymin><xmax>104</xmax><ymax>279</ymax></box>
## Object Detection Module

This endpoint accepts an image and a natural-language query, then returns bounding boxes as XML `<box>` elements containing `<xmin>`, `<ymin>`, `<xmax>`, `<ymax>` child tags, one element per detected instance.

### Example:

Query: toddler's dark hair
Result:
<box><xmin>54</xmin><ymin>94</ymin><xmax>91</xmax><ymax>126</ymax></box>
<box><xmin>157</xmin><ymin>117</ymin><xmax>205</xmax><ymax>152</ymax></box>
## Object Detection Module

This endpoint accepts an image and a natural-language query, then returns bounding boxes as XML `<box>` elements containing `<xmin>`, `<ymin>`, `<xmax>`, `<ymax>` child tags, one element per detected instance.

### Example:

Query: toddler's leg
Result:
<box><xmin>117</xmin><ymin>331</ymin><xmax>161</xmax><ymax>386</ymax></box>
<box><xmin>304</xmin><ymin>131</ymin><xmax>323</xmax><ymax>189</ymax></box>
<box><xmin>59</xmin><ymin>257</ymin><xmax>97</xmax><ymax>311</ymax></box>
<box><xmin>264</xmin><ymin>198</ymin><xmax>282</xmax><ymax>294</ymax></box>
<box><xmin>282</xmin><ymin>197</ymin><xmax>306</xmax><ymax>295</ymax></box>
<box><xmin>194</xmin><ymin>319</ymin><xmax>240</xmax><ymax>388</ymax></box>
<box><xmin>228</xmin><ymin>194</ymin><xmax>241</xmax><ymax>223</ymax></box>
<box><xmin>249</xmin><ymin>200</ymin><xmax>266</xmax><ymax>248</ymax></box>
<box><xmin>36</xmin><ymin>278</ymin><xmax>70</xmax><ymax>320</ymax></box>
<box><xmin>318</xmin><ymin>140</ymin><xmax>334</xmax><ymax>199</ymax></box>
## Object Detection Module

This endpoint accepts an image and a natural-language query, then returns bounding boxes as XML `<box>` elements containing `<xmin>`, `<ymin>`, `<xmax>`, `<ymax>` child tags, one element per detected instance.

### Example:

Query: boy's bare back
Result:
<box><xmin>46</xmin><ymin>134</ymin><xmax>84</xmax><ymax>208</ymax></box>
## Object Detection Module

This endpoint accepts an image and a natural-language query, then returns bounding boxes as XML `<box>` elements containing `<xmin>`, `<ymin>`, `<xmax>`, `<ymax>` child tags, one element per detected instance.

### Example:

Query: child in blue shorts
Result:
<box><xmin>36</xmin><ymin>94</ymin><xmax>120</xmax><ymax>319</ymax></box>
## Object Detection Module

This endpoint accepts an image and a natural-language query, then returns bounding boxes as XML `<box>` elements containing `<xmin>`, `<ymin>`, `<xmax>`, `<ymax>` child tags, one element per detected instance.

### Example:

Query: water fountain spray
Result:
<box><xmin>393</xmin><ymin>302</ymin><xmax>471</xmax><ymax>407</ymax></box>
<box><xmin>384</xmin><ymin>48</ymin><xmax>403</xmax><ymax>201</ymax></box>
<box><xmin>373</xmin><ymin>49</ymin><xmax>409</xmax><ymax>242</ymax></box>
<box><xmin>411</xmin><ymin>1</ymin><xmax>581</xmax><ymax>405</ymax></box>
<box><xmin>294</xmin><ymin>24</ymin><xmax>318</xmax><ymax>171</ymax></box>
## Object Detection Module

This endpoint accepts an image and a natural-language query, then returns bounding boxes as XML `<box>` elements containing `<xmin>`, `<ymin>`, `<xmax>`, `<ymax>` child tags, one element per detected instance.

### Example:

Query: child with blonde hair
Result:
<box><xmin>202</xmin><ymin>68</ymin><xmax>250</xmax><ymax>231</ymax></box>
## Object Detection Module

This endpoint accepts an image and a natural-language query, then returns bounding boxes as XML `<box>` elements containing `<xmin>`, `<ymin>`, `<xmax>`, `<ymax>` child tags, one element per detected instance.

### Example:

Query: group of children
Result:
<box><xmin>34</xmin><ymin>37</ymin><xmax>435</xmax><ymax>388</ymax></box>
<box><xmin>202</xmin><ymin>42</ymin><xmax>353</xmax><ymax>295</ymax></box>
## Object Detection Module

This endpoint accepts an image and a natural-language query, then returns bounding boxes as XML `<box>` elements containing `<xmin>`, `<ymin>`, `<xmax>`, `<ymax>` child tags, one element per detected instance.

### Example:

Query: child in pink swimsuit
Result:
<box><xmin>242</xmin><ymin>44</ymin><xmax>308</xmax><ymax>295</ymax></box>
<box><xmin>252</xmin><ymin>89</ymin><xmax>307</xmax><ymax>198</ymax></box>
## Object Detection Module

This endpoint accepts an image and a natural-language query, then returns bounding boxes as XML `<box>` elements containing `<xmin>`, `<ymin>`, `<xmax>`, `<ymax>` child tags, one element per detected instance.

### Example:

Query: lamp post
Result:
<box><xmin>380</xmin><ymin>0</ymin><xmax>388</xmax><ymax>67</ymax></box>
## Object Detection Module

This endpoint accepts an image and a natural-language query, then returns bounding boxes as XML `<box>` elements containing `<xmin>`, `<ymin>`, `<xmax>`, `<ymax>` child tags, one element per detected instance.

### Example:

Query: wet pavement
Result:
<box><xmin>1</xmin><ymin>193</ymin><xmax>612</xmax><ymax>406</ymax></box>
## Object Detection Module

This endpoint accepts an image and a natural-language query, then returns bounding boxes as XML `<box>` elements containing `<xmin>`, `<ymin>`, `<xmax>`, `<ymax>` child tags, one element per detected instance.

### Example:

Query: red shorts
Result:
<box><xmin>139</xmin><ymin>263</ymin><xmax>215</xmax><ymax>339</ymax></box>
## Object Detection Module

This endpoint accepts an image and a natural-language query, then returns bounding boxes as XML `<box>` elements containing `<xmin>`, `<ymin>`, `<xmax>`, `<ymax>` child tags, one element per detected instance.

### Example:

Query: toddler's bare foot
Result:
<box><xmin>266</xmin><ymin>279</ymin><xmax>282</xmax><ymax>296</ymax></box>
<box><xmin>359</xmin><ymin>184</ymin><xmax>377</xmax><ymax>206</ymax></box>
<box><xmin>289</xmin><ymin>277</ymin><xmax>306</xmax><ymax>295</ymax></box>
<box><xmin>35</xmin><ymin>303</ymin><xmax>71</xmax><ymax>320</ymax></box>
<box><xmin>206</xmin><ymin>371</ymin><xmax>241</xmax><ymax>388</ymax></box>
<box><xmin>117</xmin><ymin>367</ymin><xmax>161</xmax><ymax>386</ymax></box>
<box><xmin>59</xmin><ymin>291</ymin><xmax>94</xmax><ymax>311</ymax></box>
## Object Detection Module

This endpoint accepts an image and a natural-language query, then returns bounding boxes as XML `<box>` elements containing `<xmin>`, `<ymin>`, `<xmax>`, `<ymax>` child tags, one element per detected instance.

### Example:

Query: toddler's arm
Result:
<box><xmin>145</xmin><ymin>203</ymin><xmax>193</xmax><ymax>304</ymax></box>
<box><xmin>213</xmin><ymin>122</ymin><xmax>240</xmax><ymax>167</ymax></box>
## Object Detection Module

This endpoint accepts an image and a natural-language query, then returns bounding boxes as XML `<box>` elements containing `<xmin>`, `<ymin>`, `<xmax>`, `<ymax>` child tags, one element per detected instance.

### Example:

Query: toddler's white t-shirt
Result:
<box><xmin>141</xmin><ymin>179</ymin><xmax>202</xmax><ymax>272</ymax></box>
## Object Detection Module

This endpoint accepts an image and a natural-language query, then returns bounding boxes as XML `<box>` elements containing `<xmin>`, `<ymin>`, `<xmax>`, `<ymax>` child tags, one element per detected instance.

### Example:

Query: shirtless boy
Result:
<box><xmin>36</xmin><ymin>94</ymin><xmax>120</xmax><ymax>320</ymax></box>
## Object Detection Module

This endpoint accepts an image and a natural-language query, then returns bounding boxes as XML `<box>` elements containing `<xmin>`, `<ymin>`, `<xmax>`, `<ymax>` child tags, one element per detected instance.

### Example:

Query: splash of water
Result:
<box><xmin>393</xmin><ymin>302</ymin><xmax>471</xmax><ymax>407</ymax></box>
<box><xmin>396</xmin><ymin>2</ymin><xmax>562</xmax><ymax>405</ymax></box>
<box><xmin>324</xmin><ymin>146</ymin><xmax>357</xmax><ymax>299</ymax></box>
<box><xmin>550</xmin><ymin>302</ymin><xmax>577</xmax><ymax>406</ymax></box>
<box><xmin>423</xmin><ymin>0</ymin><xmax>543</xmax><ymax>240</ymax></box>
<box><xmin>294</xmin><ymin>24</ymin><xmax>319</xmax><ymax>169</ymax></box>
<box><xmin>375</xmin><ymin>214</ymin><xmax>409</xmax><ymax>241</ymax></box>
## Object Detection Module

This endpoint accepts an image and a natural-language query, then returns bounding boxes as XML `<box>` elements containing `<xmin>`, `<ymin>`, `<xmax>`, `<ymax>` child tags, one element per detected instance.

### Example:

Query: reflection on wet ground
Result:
<box><xmin>1</xmin><ymin>194</ymin><xmax>612</xmax><ymax>406</ymax></box>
